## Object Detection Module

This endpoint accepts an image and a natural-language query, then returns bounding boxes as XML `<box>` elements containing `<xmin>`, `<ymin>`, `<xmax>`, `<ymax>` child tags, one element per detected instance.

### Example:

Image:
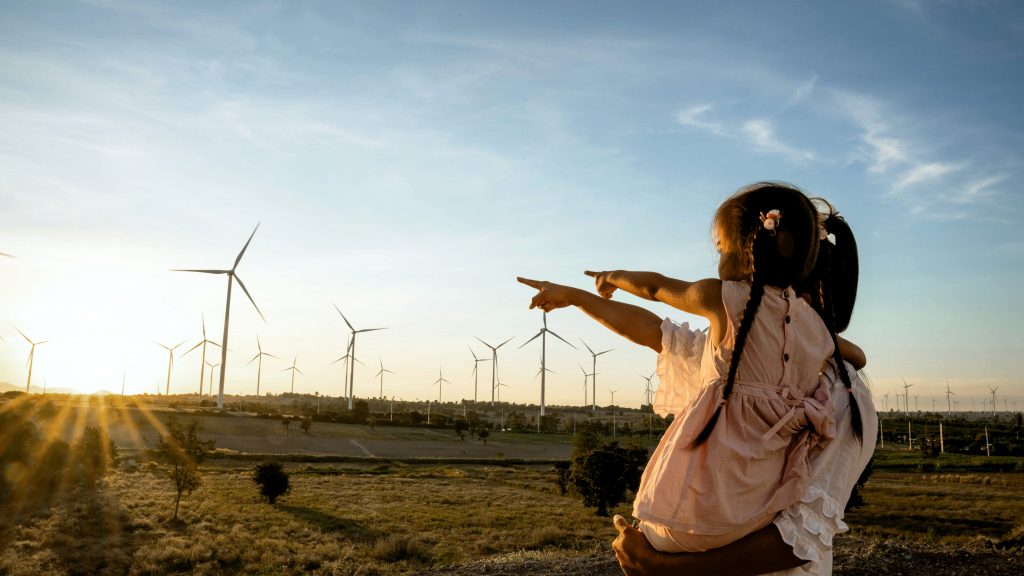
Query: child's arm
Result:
<box><xmin>837</xmin><ymin>336</ymin><xmax>866</xmax><ymax>370</ymax></box>
<box><xmin>518</xmin><ymin>277</ymin><xmax>663</xmax><ymax>352</ymax></box>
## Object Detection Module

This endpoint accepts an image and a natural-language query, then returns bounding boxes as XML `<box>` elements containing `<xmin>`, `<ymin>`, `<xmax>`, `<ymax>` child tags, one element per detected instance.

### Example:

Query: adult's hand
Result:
<box><xmin>613</xmin><ymin>515</ymin><xmax>655</xmax><ymax>576</ymax></box>
<box><xmin>584</xmin><ymin>270</ymin><xmax>618</xmax><ymax>299</ymax></box>
<box><xmin>517</xmin><ymin>277</ymin><xmax>578</xmax><ymax>312</ymax></box>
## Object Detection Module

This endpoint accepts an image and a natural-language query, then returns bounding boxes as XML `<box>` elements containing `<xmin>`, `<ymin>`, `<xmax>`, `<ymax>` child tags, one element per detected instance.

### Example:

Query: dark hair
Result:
<box><xmin>694</xmin><ymin>182</ymin><xmax>820</xmax><ymax>447</ymax></box>
<box><xmin>798</xmin><ymin>199</ymin><xmax>864</xmax><ymax>441</ymax></box>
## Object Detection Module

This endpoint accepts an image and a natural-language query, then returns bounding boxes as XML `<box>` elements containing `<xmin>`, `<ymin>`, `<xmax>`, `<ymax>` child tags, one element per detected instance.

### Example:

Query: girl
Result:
<box><xmin>518</xmin><ymin>182</ymin><xmax>864</xmax><ymax>554</ymax></box>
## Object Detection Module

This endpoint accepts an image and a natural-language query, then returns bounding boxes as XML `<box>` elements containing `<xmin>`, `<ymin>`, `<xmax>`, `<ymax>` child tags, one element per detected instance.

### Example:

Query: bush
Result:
<box><xmin>371</xmin><ymin>534</ymin><xmax>424</xmax><ymax>562</ymax></box>
<box><xmin>155</xmin><ymin>417</ymin><xmax>216</xmax><ymax>519</ymax></box>
<box><xmin>569</xmin><ymin>439</ymin><xmax>649</xmax><ymax>516</ymax></box>
<box><xmin>72</xmin><ymin>426</ymin><xmax>118</xmax><ymax>488</ymax></box>
<box><xmin>253</xmin><ymin>461</ymin><xmax>291</xmax><ymax>504</ymax></box>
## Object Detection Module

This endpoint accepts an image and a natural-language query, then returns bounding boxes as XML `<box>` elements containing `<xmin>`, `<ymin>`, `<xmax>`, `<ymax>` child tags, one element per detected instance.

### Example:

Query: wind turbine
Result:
<box><xmin>333</xmin><ymin>305</ymin><xmax>387</xmax><ymax>410</ymax></box>
<box><xmin>154</xmin><ymin>339</ymin><xmax>187</xmax><ymax>395</ymax></box>
<box><xmin>205</xmin><ymin>360</ymin><xmax>220</xmax><ymax>397</ymax></box>
<box><xmin>375</xmin><ymin>357</ymin><xmax>395</xmax><ymax>398</ymax></box>
<box><xmin>608</xmin><ymin>388</ymin><xmax>619</xmax><ymax>407</ymax></box>
<box><xmin>469</xmin><ymin>346</ymin><xmax>491</xmax><ymax>403</ymax></box>
<box><xmin>640</xmin><ymin>371</ymin><xmax>655</xmax><ymax>406</ymax></box>
<box><xmin>182</xmin><ymin>314</ymin><xmax>222</xmax><ymax>403</ymax></box>
<box><xmin>914</xmin><ymin>394</ymin><xmax>919</xmax><ymax>412</ymax></box>
<box><xmin>475</xmin><ymin>336</ymin><xmax>514</xmax><ymax>406</ymax></box>
<box><xmin>121</xmin><ymin>361</ymin><xmax>135</xmax><ymax>396</ymax></box>
<box><xmin>519</xmin><ymin>311</ymin><xmax>576</xmax><ymax>416</ymax></box>
<box><xmin>431</xmin><ymin>368</ymin><xmax>451</xmax><ymax>403</ymax></box>
<box><xmin>246</xmin><ymin>334</ymin><xmax>278</xmax><ymax>397</ymax></box>
<box><xmin>172</xmin><ymin>224</ymin><xmax>265</xmax><ymax>409</ymax></box>
<box><xmin>581</xmin><ymin>339</ymin><xmax>613</xmax><ymax>411</ymax></box>
<box><xmin>282</xmin><ymin>355</ymin><xmax>304</xmax><ymax>394</ymax></box>
<box><xmin>331</xmin><ymin>336</ymin><xmax>364</xmax><ymax>399</ymax></box>
<box><xmin>883</xmin><ymin>392</ymin><xmax>890</xmax><ymax>412</ymax></box>
<box><xmin>989</xmin><ymin>386</ymin><xmax>1000</xmax><ymax>415</ymax></box>
<box><xmin>945</xmin><ymin>381</ymin><xmax>957</xmax><ymax>415</ymax></box>
<box><xmin>535</xmin><ymin>351</ymin><xmax>557</xmax><ymax>380</ymax></box>
<box><xmin>901</xmin><ymin>379</ymin><xmax>914</xmax><ymax>416</ymax></box>
<box><xmin>578</xmin><ymin>363</ymin><xmax>590</xmax><ymax>407</ymax></box>
<box><xmin>15</xmin><ymin>329</ymin><xmax>49</xmax><ymax>394</ymax></box>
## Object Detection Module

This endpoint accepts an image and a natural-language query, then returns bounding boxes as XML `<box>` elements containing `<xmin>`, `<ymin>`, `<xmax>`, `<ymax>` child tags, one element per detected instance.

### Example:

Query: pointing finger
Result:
<box><xmin>584</xmin><ymin>270</ymin><xmax>597</xmax><ymax>278</ymax></box>
<box><xmin>518</xmin><ymin>277</ymin><xmax>543</xmax><ymax>289</ymax></box>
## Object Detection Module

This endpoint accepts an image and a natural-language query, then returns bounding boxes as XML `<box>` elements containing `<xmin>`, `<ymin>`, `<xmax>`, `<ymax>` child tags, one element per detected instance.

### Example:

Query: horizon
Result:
<box><xmin>1</xmin><ymin>1</ymin><xmax>1023</xmax><ymax>409</ymax></box>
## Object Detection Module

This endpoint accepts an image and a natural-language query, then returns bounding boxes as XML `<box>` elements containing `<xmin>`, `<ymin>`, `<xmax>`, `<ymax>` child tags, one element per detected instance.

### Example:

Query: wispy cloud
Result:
<box><xmin>786</xmin><ymin>73</ymin><xmax>817</xmax><ymax>108</ymax></box>
<box><xmin>890</xmin><ymin>161</ymin><xmax>967</xmax><ymax>194</ymax></box>
<box><xmin>675</xmin><ymin>104</ymin><xmax>723</xmax><ymax>135</ymax></box>
<box><xmin>949</xmin><ymin>174</ymin><xmax>1009</xmax><ymax>204</ymax></box>
<box><xmin>741</xmin><ymin>119</ymin><xmax>815</xmax><ymax>162</ymax></box>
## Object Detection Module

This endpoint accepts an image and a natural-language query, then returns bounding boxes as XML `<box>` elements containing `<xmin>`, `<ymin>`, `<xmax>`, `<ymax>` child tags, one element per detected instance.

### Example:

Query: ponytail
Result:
<box><xmin>820</xmin><ymin>240</ymin><xmax>864</xmax><ymax>442</ymax></box>
<box><xmin>693</xmin><ymin>280</ymin><xmax>765</xmax><ymax>447</ymax></box>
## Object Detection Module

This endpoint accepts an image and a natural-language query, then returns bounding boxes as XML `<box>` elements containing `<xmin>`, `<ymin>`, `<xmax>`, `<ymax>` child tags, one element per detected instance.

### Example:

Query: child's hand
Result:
<box><xmin>584</xmin><ymin>270</ymin><xmax>618</xmax><ymax>299</ymax></box>
<box><xmin>517</xmin><ymin>277</ymin><xmax>577</xmax><ymax>312</ymax></box>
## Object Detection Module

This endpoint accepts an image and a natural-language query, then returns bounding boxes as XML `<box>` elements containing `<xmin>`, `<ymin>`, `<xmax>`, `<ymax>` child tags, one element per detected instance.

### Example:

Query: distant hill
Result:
<box><xmin>0</xmin><ymin>381</ymin><xmax>103</xmax><ymax>395</ymax></box>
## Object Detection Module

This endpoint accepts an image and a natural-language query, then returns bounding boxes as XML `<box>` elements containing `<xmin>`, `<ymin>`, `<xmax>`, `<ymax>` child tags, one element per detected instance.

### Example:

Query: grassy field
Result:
<box><xmin>0</xmin><ymin>462</ymin><xmax>629</xmax><ymax>576</ymax></box>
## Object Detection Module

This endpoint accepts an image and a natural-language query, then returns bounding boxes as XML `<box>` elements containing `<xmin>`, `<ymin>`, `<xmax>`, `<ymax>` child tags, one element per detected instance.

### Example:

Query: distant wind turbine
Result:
<box><xmin>519</xmin><ymin>311</ymin><xmax>576</xmax><ymax>416</ymax></box>
<box><xmin>0</xmin><ymin>252</ymin><xmax>15</xmax><ymax>258</ymax></box>
<box><xmin>578</xmin><ymin>363</ymin><xmax>590</xmax><ymax>407</ymax></box>
<box><xmin>172</xmin><ymin>224</ymin><xmax>265</xmax><ymax>409</ymax></box>
<box><xmin>431</xmin><ymin>368</ymin><xmax>451</xmax><ymax>403</ymax></box>
<box><xmin>945</xmin><ymin>381</ymin><xmax>957</xmax><ymax>415</ymax></box>
<box><xmin>608</xmin><ymin>388</ymin><xmax>619</xmax><ymax>407</ymax></box>
<box><xmin>333</xmin><ymin>305</ymin><xmax>387</xmax><ymax>410</ymax></box>
<box><xmin>282</xmin><ymin>355</ymin><xmax>304</xmax><ymax>394</ymax></box>
<box><xmin>640</xmin><ymin>371</ymin><xmax>655</xmax><ymax>406</ymax></box>
<box><xmin>468</xmin><ymin>346</ymin><xmax>491</xmax><ymax>403</ymax></box>
<box><xmin>182</xmin><ymin>314</ymin><xmax>222</xmax><ymax>404</ymax></box>
<box><xmin>581</xmin><ymin>339</ymin><xmax>613</xmax><ymax>411</ymax></box>
<box><xmin>205</xmin><ymin>360</ymin><xmax>220</xmax><ymax>397</ymax></box>
<box><xmin>375</xmin><ymin>357</ymin><xmax>395</xmax><ymax>398</ymax></box>
<box><xmin>331</xmin><ymin>336</ymin><xmax>364</xmax><ymax>398</ymax></box>
<box><xmin>883</xmin><ymin>392</ymin><xmax>890</xmax><ymax>412</ymax></box>
<box><xmin>154</xmin><ymin>339</ymin><xmax>187</xmax><ymax>395</ymax></box>
<box><xmin>989</xmin><ymin>386</ymin><xmax>1000</xmax><ymax>415</ymax></box>
<box><xmin>15</xmin><ymin>328</ymin><xmax>49</xmax><ymax>394</ymax></box>
<box><xmin>246</xmin><ymin>334</ymin><xmax>278</xmax><ymax>397</ymax></box>
<box><xmin>901</xmin><ymin>379</ymin><xmax>914</xmax><ymax>416</ymax></box>
<box><xmin>914</xmin><ymin>394</ymin><xmax>919</xmax><ymax>412</ymax></box>
<box><xmin>121</xmin><ymin>361</ymin><xmax>135</xmax><ymax>396</ymax></box>
<box><xmin>475</xmin><ymin>336</ymin><xmax>514</xmax><ymax>406</ymax></box>
<box><xmin>535</xmin><ymin>351</ymin><xmax>557</xmax><ymax>380</ymax></box>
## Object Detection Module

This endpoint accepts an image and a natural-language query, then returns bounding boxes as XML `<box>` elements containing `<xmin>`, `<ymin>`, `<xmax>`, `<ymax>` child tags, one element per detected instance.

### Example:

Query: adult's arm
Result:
<box><xmin>613</xmin><ymin>516</ymin><xmax>807</xmax><ymax>576</ymax></box>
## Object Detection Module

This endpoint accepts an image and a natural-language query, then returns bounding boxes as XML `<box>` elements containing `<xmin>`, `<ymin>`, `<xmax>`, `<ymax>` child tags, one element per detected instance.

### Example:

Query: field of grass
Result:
<box><xmin>0</xmin><ymin>462</ymin><xmax>630</xmax><ymax>576</ymax></box>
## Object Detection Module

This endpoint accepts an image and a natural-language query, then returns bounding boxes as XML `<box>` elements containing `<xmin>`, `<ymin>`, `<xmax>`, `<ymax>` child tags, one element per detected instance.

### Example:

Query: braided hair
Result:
<box><xmin>801</xmin><ymin>200</ymin><xmax>863</xmax><ymax>441</ymax></box>
<box><xmin>693</xmin><ymin>183</ymin><xmax>820</xmax><ymax>447</ymax></box>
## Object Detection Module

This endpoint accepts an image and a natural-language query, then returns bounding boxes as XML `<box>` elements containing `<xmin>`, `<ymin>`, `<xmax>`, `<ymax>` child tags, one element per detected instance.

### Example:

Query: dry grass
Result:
<box><xmin>0</xmin><ymin>463</ymin><xmax>628</xmax><ymax>575</ymax></box>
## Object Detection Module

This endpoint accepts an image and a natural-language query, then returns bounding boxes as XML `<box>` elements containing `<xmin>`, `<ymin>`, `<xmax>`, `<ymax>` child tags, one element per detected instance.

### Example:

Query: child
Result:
<box><xmin>519</xmin><ymin>182</ymin><xmax>864</xmax><ymax>554</ymax></box>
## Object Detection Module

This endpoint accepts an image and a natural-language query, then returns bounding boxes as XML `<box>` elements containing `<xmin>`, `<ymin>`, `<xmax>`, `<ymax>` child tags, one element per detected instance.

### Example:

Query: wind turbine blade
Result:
<box><xmin>496</xmin><ymin>336</ymin><xmax>515</xmax><ymax>349</ymax></box>
<box><xmin>207</xmin><ymin>341</ymin><xmax>222</xmax><ymax>348</ymax></box>
<box><xmin>580</xmin><ymin>364</ymin><xmax>589</xmax><ymax>375</ymax></box>
<box><xmin>546</xmin><ymin>330</ymin><xmax>577</xmax><ymax>349</ymax></box>
<box><xmin>0</xmin><ymin>253</ymin><xmax>15</xmax><ymax>258</ymax></box>
<box><xmin>354</xmin><ymin>357</ymin><xmax>365</xmax><ymax>366</ymax></box>
<box><xmin>265</xmin><ymin>353</ymin><xmax>278</xmax><ymax>359</ymax></box>
<box><xmin>580</xmin><ymin>339</ymin><xmax>596</xmax><ymax>355</ymax></box>
<box><xmin>518</xmin><ymin>331</ymin><xmax>543</xmax><ymax>349</ymax></box>
<box><xmin>232</xmin><ymin>223</ymin><xmax>260</xmax><ymax>271</ymax></box>
<box><xmin>183</xmin><ymin>342</ymin><xmax>204</xmax><ymax>356</ymax></box>
<box><xmin>36</xmin><ymin>341</ymin><xmax>50</xmax><ymax>346</ymax></box>
<box><xmin>233</xmin><ymin>275</ymin><xmax>265</xmax><ymax>322</ymax></box>
<box><xmin>331</xmin><ymin>357</ymin><xmax>347</xmax><ymax>365</ymax></box>
<box><xmin>173</xmin><ymin>340</ymin><xmax>188</xmax><ymax>350</ymax></box>
<box><xmin>384</xmin><ymin>370</ymin><xmax>395</xmax><ymax>374</ymax></box>
<box><xmin>154</xmin><ymin>341</ymin><xmax>170</xmax><ymax>350</ymax></box>
<box><xmin>441</xmin><ymin>378</ymin><xmax>451</xmax><ymax>384</ymax></box>
<box><xmin>333</xmin><ymin>304</ymin><xmax>355</xmax><ymax>331</ymax></box>
<box><xmin>170</xmin><ymin>269</ymin><xmax>230</xmax><ymax>274</ymax></box>
<box><xmin>596</xmin><ymin>349</ymin><xmax>614</xmax><ymax>356</ymax></box>
<box><xmin>281</xmin><ymin>367</ymin><xmax>292</xmax><ymax>372</ymax></box>
<box><xmin>295</xmin><ymin>368</ymin><xmax>304</xmax><ymax>376</ymax></box>
<box><xmin>247</xmin><ymin>354</ymin><xmax>260</xmax><ymax>366</ymax></box>
<box><xmin>376</xmin><ymin>369</ymin><xmax>384</xmax><ymax>378</ymax></box>
<box><xmin>357</xmin><ymin>328</ymin><xmax>388</xmax><ymax>333</ymax></box>
<box><xmin>15</xmin><ymin>328</ymin><xmax>32</xmax><ymax>344</ymax></box>
<box><xmin>475</xmin><ymin>337</ymin><xmax>494</xmax><ymax>349</ymax></box>
<box><xmin>469</xmin><ymin>345</ymin><xmax>479</xmax><ymax>361</ymax></box>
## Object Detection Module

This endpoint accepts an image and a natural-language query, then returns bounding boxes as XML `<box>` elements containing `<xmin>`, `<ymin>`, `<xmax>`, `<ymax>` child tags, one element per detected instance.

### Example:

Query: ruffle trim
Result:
<box><xmin>773</xmin><ymin>486</ymin><xmax>847</xmax><ymax>575</ymax></box>
<box><xmin>653</xmin><ymin>318</ymin><xmax>707</xmax><ymax>417</ymax></box>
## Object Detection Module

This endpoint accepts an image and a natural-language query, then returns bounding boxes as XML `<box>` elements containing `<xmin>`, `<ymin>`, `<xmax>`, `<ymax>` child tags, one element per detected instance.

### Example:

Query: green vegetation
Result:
<box><xmin>253</xmin><ymin>462</ymin><xmax>291</xmax><ymax>504</ymax></box>
<box><xmin>154</xmin><ymin>417</ymin><xmax>216</xmax><ymax>520</ymax></box>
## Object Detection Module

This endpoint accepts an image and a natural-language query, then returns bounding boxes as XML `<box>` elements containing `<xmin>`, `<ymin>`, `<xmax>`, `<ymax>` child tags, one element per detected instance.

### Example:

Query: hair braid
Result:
<box><xmin>693</xmin><ymin>279</ymin><xmax>765</xmax><ymax>447</ymax></box>
<box><xmin>820</xmin><ymin>243</ymin><xmax>864</xmax><ymax>442</ymax></box>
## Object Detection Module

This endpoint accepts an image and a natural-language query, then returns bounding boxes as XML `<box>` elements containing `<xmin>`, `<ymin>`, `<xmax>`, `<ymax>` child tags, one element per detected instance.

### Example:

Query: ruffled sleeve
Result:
<box><xmin>653</xmin><ymin>318</ymin><xmax>707</xmax><ymax>417</ymax></box>
<box><xmin>772</xmin><ymin>486</ymin><xmax>847</xmax><ymax>575</ymax></box>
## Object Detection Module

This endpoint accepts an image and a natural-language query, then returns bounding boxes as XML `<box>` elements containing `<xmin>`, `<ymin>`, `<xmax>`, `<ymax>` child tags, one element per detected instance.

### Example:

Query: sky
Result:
<box><xmin>1</xmin><ymin>0</ymin><xmax>1022</xmax><ymax>412</ymax></box>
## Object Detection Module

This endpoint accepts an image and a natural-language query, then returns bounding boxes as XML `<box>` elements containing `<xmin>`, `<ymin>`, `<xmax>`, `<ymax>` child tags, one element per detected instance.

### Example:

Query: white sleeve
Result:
<box><xmin>767</xmin><ymin>361</ymin><xmax>878</xmax><ymax>576</ymax></box>
<box><xmin>652</xmin><ymin>318</ymin><xmax>706</xmax><ymax>417</ymax></box>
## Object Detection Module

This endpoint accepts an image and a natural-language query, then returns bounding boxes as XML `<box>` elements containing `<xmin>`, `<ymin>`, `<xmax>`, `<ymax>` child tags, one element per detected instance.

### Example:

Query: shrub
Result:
<box><xmin>300</xmin><ymin>418</ymin><xmax>312</xmax><ymax>435</ymax></box>
<box><xmin>155</xmin><ymin>417</ymin><xmax>216</xmax><ymax>520</ymax></box>
<box><xmin>253</xmin><ymin>461</ymin><xmax>291</xmax><ymax>504</ymax></box>
<box><xmin>531</xmin><ymin>525</ymin><xmax>567</xmax><ymax>547</ymax></box>
<box><xmin>72</xmin><ymin>426</ymin><xmax>118</xmax><ymax>488</ymax></box>
<box><xmin>569</xmin><ymin>440</ymin><xmax>649</xmax><ymax>516</ymax></box>
<box><xmin>370</xmin><ymin>534</ymin><xmax>424</xmax><ymax>562</ymax></box>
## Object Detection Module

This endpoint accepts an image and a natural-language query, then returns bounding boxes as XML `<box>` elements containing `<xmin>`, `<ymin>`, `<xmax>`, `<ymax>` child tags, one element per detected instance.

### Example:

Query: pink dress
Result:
<box><xmin>633</xmin><ymin>281</ymin><xmax>837</xmax><ymax>545</ymax></box>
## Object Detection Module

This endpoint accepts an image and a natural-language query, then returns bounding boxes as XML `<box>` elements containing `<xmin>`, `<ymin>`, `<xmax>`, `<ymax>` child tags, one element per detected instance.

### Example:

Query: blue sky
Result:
<box><xmin>0</xmin><ymin>0</ymin><xmax>1022</xmax><ymax>411</ymax></box>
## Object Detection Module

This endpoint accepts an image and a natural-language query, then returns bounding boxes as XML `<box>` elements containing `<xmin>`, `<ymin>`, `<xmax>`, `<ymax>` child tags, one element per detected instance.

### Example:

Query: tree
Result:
<box><xmin>571</xmin><ymin>430</ymin><xmax>602</xmax><ymax>459</ymax></box>
<box><xmin>569</xmin><ymin>439</ymin><xmax>649</xmax><ymax>516</ymax></box>
<box><xmin>300</xmin><ymin>418</ymin><xmax>312</xmax><ymax>435</ymax></box>
<box><xmin>72</xmin><ymin>426</ymin><xmax>118</xmax><ymax>488</ymax></box>
<box><xmin>253</xmin><ymin>461</ymin><xmax>291</xmax><ymax>504</ymax></box>
<box><xmin>539</xmin><ymin>414</ymin><xmax>560</xmax><ymax>434</ymax></box>
<box><xmin>454</xmin><ymin>418</ymin><xmax>468</xmax><ymax>436</ymax></box>
<box><xmin>478</xmin><ymin>428</ymin><xmax>490</xmax><ymax>444</ymax></box>
<box><xmin>353</xmin><ymin>400</ymin><xmax>370</xmax><ymax>424</ymax></box>
<box><xmin>369</xmin><ymin>414</ymin><xmax>377</xmax><ymax>430</ymax></box>
<box><xmin>155</xmin><ymin>417</ymin><xmax>216</xmax><ymax>520</ymax></box>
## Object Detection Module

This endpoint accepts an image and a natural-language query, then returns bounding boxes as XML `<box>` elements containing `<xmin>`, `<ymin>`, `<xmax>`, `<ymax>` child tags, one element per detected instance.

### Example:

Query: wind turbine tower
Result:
<box><xmin>15</xmin><ymin>329</ymin><xmax>49</xmax><ymax>394</ymax></box>
<box><xmin>333</xmin><ymin>305</ymin><xmax>387</xmax><ymax>410</ymax></box>
<box><xmin>246</xmin><ymin>334</ymin><xmax>278</xmax><ymax>396</ymax></box>
<box><xmin>578</xmin><ymin>363</ymin><xmax>590</xmax><ymax>407</ymax></box>
<box><xmin>172</xmin><ymin>224</ymin><xmax>266</xmax><ymax>409</ymax></box>
<box><xmin>519</xmin><ymin>311</ymin><xmax>576</xmax><ymax>416</ymax></box>
<box><xmin>468</xmin><ymin>346</ymin><xmax>491</xmax><ymax>403</ymax></box>
<box><xmin>640</xmin><ymin>371</ymin><xmax>655</xmax><ymax>406</ymax></box>
<box><xmin>182</xmin><ymin>314</ymin><xmax>222</xmax><ymax>404</ymax></box>
<box><xmin>475</xmin><ymin>336</ymin><xmax>514</xmax><ymax>406</ymax></box>
<box><xmin>375</xmin><ymin>357</ymin><xmax>395</xmax><ymax>398</ymax></box>
<box><xmin>581</xmin><ymin>340</ymin><xmax>613</xmax><ymax>411</ymax></box>
<box><xmin>282</xmin><ymin>355</ymin><xmax>304</xmax><ymax>394</ymax></box>
<box><xmin>989</xmin><ymin>386</ymin><xmax>1000</xmax><ymax>415</ymax></box>
<box><xmin>121</xmin><ymin>361</ymin><xmax>135</xmax><ymax>396</ymax></box>
<box><xmin>945</xmin><ymin>381</ymin><xmax>957</xmax><ymax>415</ymax></box>
<box><xmin>154</xmin><ymin>339</ymin><xmax>187</xmax><ymax>395</ymax></box>
<box><xmin>432</xmin><ymin>368</ymin><xmax>451</xmax><ymax>403</ymax></box>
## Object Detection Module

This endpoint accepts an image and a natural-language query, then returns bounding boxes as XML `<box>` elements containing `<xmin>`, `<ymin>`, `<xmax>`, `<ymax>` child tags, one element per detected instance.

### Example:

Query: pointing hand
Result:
<box><xmin>584</xmin><ymin>270</ymin><xmax>618</xmax><ymax>299</ymax></box>
<box><xmin>517</xmin><ymin>277</ymin><xmax>577</xmax><ymax>313</ymax></box>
